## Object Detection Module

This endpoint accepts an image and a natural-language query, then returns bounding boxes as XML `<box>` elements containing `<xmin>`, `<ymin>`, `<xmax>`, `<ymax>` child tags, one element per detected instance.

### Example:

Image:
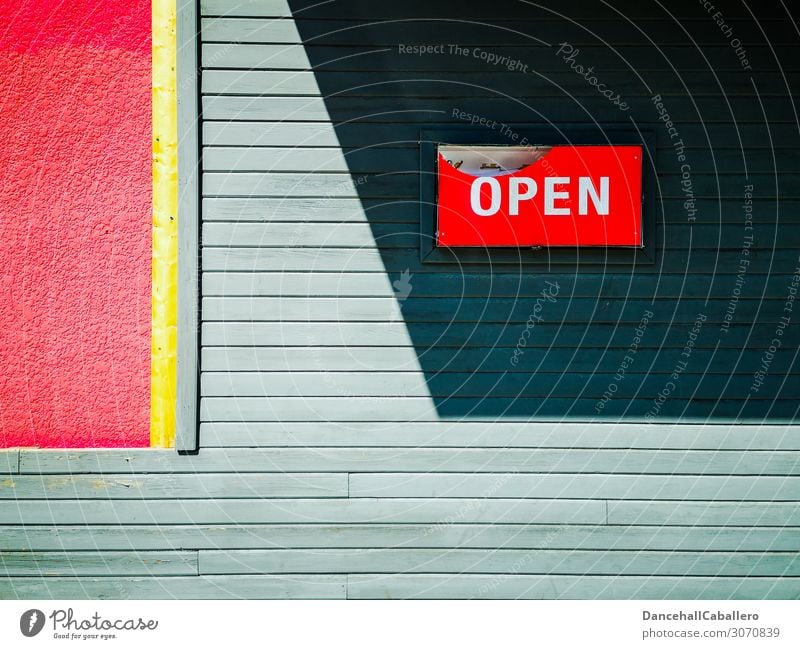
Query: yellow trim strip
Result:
<box><xmin>151</xmin><ymin>0</ymin><xmax>178</xmax><ymax>448</ymax></box>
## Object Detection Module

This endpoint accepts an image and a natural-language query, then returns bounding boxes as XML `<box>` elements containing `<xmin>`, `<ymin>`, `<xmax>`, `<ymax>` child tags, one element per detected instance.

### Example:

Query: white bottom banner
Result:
<box><xmin>0</xmin><ymin>600</ymin><xmax>797</xmax><ymax>649</ymax></box>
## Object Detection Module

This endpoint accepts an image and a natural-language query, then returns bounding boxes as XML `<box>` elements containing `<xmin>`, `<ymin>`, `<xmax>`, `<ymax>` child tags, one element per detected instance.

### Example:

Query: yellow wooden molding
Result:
<box><xmin>151</xmin><ymin>0</ymin><xmax>178</xmax><ymax>448</ymax></box>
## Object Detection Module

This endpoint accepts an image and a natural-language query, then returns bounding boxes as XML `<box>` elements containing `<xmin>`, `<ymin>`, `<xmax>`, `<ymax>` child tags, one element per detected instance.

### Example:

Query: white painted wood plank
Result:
<box><xmin>0</xmin><ymin>452</ymin><xmax>18</xmax><ymax>474</ymax></box>
<box><xmin>0</xmin><ymin>499</ymin><xmax>605</xmax><ymax>525</ymax></box>
<box><xmin>204</xmin><ymin>96</ymin><xmax>331</xmax><ymax>120</ymax></box>
<box><xmin>0</xmin><ymin>473</ymin><xmax>347</xmax><ymax>499</ymax></box>
<box><xmin>203</xmin><ymin>146</ymin><xmax>351</xmax><ymax>172</ymax></box>
<box><xmin>200</xmin><ymin>396</ymin><xmax>439</xmax><ymax>421</ymax></box>
<box><xmin>202</xmin><ymin>247</ymin><xmax>389</xmax><ymax>272</ymax></box>
<box><xmin>609</xmin><ymin>501</ymin><xmax>800</xmax><ymax>526</ymax></box>
<box><xmin>0</xmin><ymin>551</ymin><xmax>197</xmax><ymax>577</ymax></box>
<box><xmin>202</xmin><ymin>274</ymin><xmax>397</xmax><ymax>298</ymax></box>
<box><xmin>201</xmin><ymin>372</ymin><xmax>430</xmax><ymax>397</ymax></box>
<box><xmin>203</xmin><ymin>122</ymin><xmax>341</xmax><ymax>147</ymax></box>
<box><xmin>0</xmin><ymin>575</ymin><xmax>345</xmax><ymax>599</ymax></box>
<box><xmin>199</xmin><ymin>548</ymin><xmax>800</xmax><ymax>576</ymax></box>
<box><xmin>202</xmin><ymin>18</ymin><xmax>300</xmax><ymax>44</ymax></box>
<box><xmin>349</xmin><ymin>473</ymin><xmax>800</xmax><ymax>501</ymax></box>
<box><xmin>201</xmin><ymin>322</ymin><xmax>413</xmax><ymax>345</ymax></box>
<box><xmin>18</xmin><ymin>448</ymin><xmax>800</xmax><ymax>476</ymax></box>
<box><xmin>346</xmin><ymin>574</ymin><xmax>800</xmax><ymax>599</ymax></box>
<box><xmin>199</xmin><ymin>395</ymin><xmax>795</xmax><ymax>422</ymax></box>
<box><xmin>200</xmin><ymin>421</ymin><xmax>800</xmax><ymax>450</ymax></box>
<box><xmin>201</xmin><ymin>144</ymin><xmax>417</xmax><ymax>172</ymax></box>
<box><xmin>204</xmin><ymin>70</ymin><xmax>318</xmax><ymax>95</ymax></box>
<box><xmin>203</xmin><ymin>222</ymin><xmax>383</xmax><ymax>247</ymax></box>
<box><xmin>201</xmin><ymin>1</ymin><xmax>291</xmax><ymax>18</ymax></box>
<box><xmin>203</xmin><ymin>44</ymin><xmax>309</xmax><ymax>70</ymax></box>
<box><xmin>203</xmin><ymin>172</ymin><xmax>367</xmax><ymax>197</ymax></box>
<box><xmin>203</xmin><ymin>197</ymin><xmax>397</xmax><ymax>222</ymax></box>
<box><xmin>195</xmin><ymin>346</ymin><xmax>544</xmax><ymax>372</ymax></box>
<box><xmin>4</xmin><ymin>524</ymin><xmax>796</xmax><ymax>552</ymax></box>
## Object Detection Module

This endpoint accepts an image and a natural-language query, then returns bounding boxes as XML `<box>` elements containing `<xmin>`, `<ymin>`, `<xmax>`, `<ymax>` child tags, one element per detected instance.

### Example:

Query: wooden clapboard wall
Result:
<box><xmin>1</xmin><ymin>0</ymin><xmax>799</xmax><ymax>599</ymax></box>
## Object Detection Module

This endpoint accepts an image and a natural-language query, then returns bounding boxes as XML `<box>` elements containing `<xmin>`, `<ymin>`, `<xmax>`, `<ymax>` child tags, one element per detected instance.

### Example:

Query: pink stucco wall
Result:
<box><xmin>0</xmin><ymin>1</ymin><xmax>152</xmax><ymax>447</ymax></box>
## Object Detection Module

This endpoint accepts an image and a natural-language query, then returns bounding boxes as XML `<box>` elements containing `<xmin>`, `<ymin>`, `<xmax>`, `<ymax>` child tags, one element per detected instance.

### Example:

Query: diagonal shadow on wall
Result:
<box><xmin>287</xmin><ymin>0</ymin><xmax>798</xmax><ymax>422</ymax></box>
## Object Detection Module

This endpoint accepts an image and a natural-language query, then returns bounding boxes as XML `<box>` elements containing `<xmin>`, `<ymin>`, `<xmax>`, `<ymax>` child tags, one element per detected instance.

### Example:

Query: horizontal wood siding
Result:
<box><xmin>1</xmin><ymin>0</ymin><xmax>798</xmax><ymax>599</ymax></box>
<box><xmin>3</xmin><ymin>524</ymin><xmax>798</xmax><ymax>551</ymax></box>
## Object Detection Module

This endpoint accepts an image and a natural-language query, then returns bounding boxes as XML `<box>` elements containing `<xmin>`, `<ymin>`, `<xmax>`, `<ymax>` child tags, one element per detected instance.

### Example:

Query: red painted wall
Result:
<box><xmin>0</xmin><ymin>1</ymin><xmax>152</xmax><ymax>447</ymax></box>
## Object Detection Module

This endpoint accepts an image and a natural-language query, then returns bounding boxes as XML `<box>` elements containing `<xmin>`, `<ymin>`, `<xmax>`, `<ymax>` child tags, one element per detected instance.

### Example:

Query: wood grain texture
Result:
<box><xmin>0</xmin><ymin>551</ymin><xmax>197</xmax><ymax>577</ymax></box>
<box><xmin>349</xmin><ymin>473</ymin><xmax>800</xmax><ymax>501</ymax></box>
<box><xmin>198</xmin><ymin>421</ymin><xmax>800</xmax><ymax>450</ymax></box>
<box><xmin>608</xmin><ymin>501</ymin><xmax>800</xmax><ymax>526</ymax></box>
<box><xmin>0</xmin><ymin>452</ymin><xmax>19</xmax><ymax>474</ymax></box>
<box><xmin>20</xmin><ymin>448</ymin><xmax>800</xmax><ymax>475</ymax></box>
<box><xmin>203</xmin><ymin>122</ymin><xmax>800</xmax><ymax>149</ymax></box>
<box><xmin>198</xmin><ymin>397</ymin><xmax>800</xmax><ymax>422</ymax></box>
<box><xmin>0</xmin><ymin>575</ymin><xmax>346</xmax><ymax>599</ymax></box>
<box><xmin>345</xmin><ymin>574</ymin><xmax>800</xmax><ymax>599</ymax></box>
<box><xmin>3</xmin><ymin>524</ymin><xmax>796</xmax><ymax>552</ymax></box>
<box><xmin>198</xmin><ymin>372</ymin><xmax>792</xmax><ymax>399</ymax></box>
<box><xmin>199</xmin><ymin>548</ymin><xmax>800</xmax><ymax>576</ymax></box>
<box><xmin>0</xmin><ymin>498</ymin><xmax>605</xmax><ymax>525</ymax></box>
<box><xmin>0</xmin><ymin>473</ymin><xmax>347</xmax><ymax>499</ymax></box>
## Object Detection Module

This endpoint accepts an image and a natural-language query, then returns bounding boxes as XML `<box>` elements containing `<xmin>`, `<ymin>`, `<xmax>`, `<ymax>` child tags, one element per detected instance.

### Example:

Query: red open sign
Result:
<box><xmin>436</xmin><ymin>144</ymin><xmax>643</xmax><ymax>247</ymax></box>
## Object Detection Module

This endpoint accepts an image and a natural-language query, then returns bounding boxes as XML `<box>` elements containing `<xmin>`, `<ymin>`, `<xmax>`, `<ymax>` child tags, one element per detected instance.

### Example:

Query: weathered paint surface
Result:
<box><xmin>0</xmin><ymin>1</ymin><xmax>152</xmax><ymax>447</ymax></box>
<box><xmin>151</xmin><ymin>0</ymin><xmax>178</xmax><ymax>448</ymax></box>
